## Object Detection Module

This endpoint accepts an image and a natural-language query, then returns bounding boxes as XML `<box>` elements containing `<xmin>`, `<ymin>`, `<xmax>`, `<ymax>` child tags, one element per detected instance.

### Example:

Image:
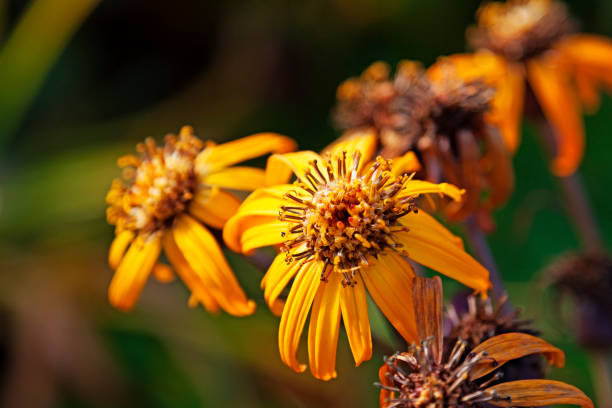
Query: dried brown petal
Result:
<box><xmin>485</xmin><ymin>379</ymin><xmax>594</xmax><ymax>408</ymax></box>
<box><xmin>412</xmin><ymin>276</ymin><xmax>443</xmax><ymax>363</ymax></box>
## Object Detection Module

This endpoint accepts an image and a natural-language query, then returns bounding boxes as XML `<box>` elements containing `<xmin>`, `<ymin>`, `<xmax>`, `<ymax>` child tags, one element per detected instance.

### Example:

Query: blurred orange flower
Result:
<box><xmin>105</xmin><ymin>126</ymin><xmax>296</xmax><ymax>313</ymax></box>
<box><xmin>224</xmin><ymin>132</ymin><xmax>490</xmax><ymax>380</ymax></box>
<box><xmin>467</xmin><ymin>0</ymin><xmax>612</xmax><ymax>176</ymax></box>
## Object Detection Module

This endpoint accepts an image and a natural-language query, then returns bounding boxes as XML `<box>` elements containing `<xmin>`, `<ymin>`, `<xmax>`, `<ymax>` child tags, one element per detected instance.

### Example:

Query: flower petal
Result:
<box><xmin>202</xmin><ymin>166</ymin><xmax>266</xmax><ymax>191</ymax></box>
<box><xmin>339</xmin><ymin>276</ymin><xmax>372</xmax><ymax>367</ymax></box>
<box><xmin>262</xmin><ymin>252</ymin><xmax>302</xmax><ymax>313</ymax></box>
<box><xmin>469</xmin><ymin>333</ymin><xmax>565</xmax><ymax>380</ymax></box>
<box><xmin>173</xmin><ymin>214</ymin><xmax>255</xmax><ymax>316</ymax></box>
<box><xmin>308</xmin><ymin>272</ymin><xmax>342</xmax><ymax>381</ymax></box>
<box><xmin>322</xmin><ymin>129</ymin><xmax>378</xmax><ymax>171</ymax></box>
<box><xmin>399</xmin><ymin>209</ymin><xmax>464</xmax><ymax>249</ymax></box>
<box><xmin>265</xmin><ymin>151</ymin><xmax>323</xmax><ymax>186</ymax></box>
<box><xmin>189</xmin><ymin>186</ymin><xmax>241</xmax><ymax>230</ymax></box>
<box><xmin>412</xmin><ymin>276</ymin><xmax>443</xmax><ymax>364</ymax></box>
<box><xmin>108</xmin><ymin>230</ymin><xmax>135</xmax><ymax>270</ymax></box>
<box><xmin>196</xmin><ymin>133</ymin><xmax>296</xmax><ymax>174</ymax></box>
<box><xmin>398</xmin><ymin>180</ymin><xmax>463</xmax><ymax>202</ymax></box>
<box><xmin>279</xmin><ymin>261</ymin><xmax>323</xmax><ymax>373</ymax></box>
<box><xmin>152</xmin><ymin>262</ymin><xmax>175</xmax><ymax>283</ymax></box>
<box><xmin>391</xmin><ymin>151</ymin><xmax>421</xmax><ymax>176</ymax></box>
<box><xmin>162</xmin><ymin>231</ymin><xmax>220</xmax><ymax>313</ymax></box>
<box><xmin>361</xmin><ymin>252</ymin><xmax>418</xmax><ymax>342</ymax></box>
<box><xmin>108</xmin><ymin>233</ymin><xmax>161</xmax><ymax>311</ymax></box>
<box><xmin>485</xmin><ymin>380</ymin><xmax>593</xmax><ymax>408</ymax></box>
<box><xmin>394</xmin><ymin>218</ymin><xmax>490</xmax><ymax>293</ymax></box>
<box><xmin>527</xmin><ymin>56</ymin><xmax>584</xmax><ymax>176</ymax></box>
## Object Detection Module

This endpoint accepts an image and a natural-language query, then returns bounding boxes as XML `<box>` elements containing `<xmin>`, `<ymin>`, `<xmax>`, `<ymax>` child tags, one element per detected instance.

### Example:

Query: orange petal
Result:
<box><xmin>108</xmin><ymin>233</ymin><xmax>161</xmax><ymax>311</ymax></box>
<box><xmin>322</xmin><ymin>129</ymin><xmax>378</xmax><ymax>171</ymax></box>
<box><xmin>163</xmin><ymin>231</ymin><xmax>220</xmax><ymax>313</ymax></box>
<box><xmin>173</xmin><ymin>214</ymin><xmax>255</xmax><ymax>316</ymax></box>
<box><xmin>308</xmin><ymin>272</ymin><xmax>342</xmax><ymax>381</ymax></box>
<box><xmin>196</xmin><ymin>133</ymin><xmax>297</xmax><ymax>174</ymax></box>
<box><xmin>108</xmin><ymin>230</ymin><xmax>135</xmax><ymax>270</ymax></box>
<box><xmin>152</xmin><ymin>262</ymin><xmax>175</xmax><ymax>283</ymax></box>
<box><xmin>469</xmin><ymin>332</ymin><xmax>565</xmax><ymax>380</ymax></box>
<box><xmin>378</xmin><ymin>360</ymin><xmax>395</xmax><ymax>407</ymax></box>
<box><xmin>279</xmin><ymin>261</ymin><xmax>323</xmax><ymax>373</ymax></box>
<box><xmin>527</xmin><ymin>56</ymin><xmax>584</xmax><ymax>176</ymax></box>
<box><xmin>262</xmin><ymin>252</ymin><xmax>302</xmax><ymax>313</ymax></box>
<box><xmin>398</xmin><ymin>180</ymin><xmax>464</xmax><ymax>202</ymax></box>
<box><xmin>394</xmin><ymin>213</ymin><xmax>490</xmax><ymax>293</ymax></box>
<box><xmin>412</xmin><ymin>276</ymin><xmax>443</xmax><ymax>364</ymax></box>
<box><xmin>189</xmin><ymin>186</ymin><xmax>241</xmax><ymax>230</ymax></box>
<box><xmin>339</xmin><ymin>277</ymin><xmax>372</xmax><ymax>367</ymax></box>
<box><xmin>202</xmin><ymin>166</ymin><xmax>267</xmax><ymax>191</ymax></box>
<box><xmin>361</xmin><ymin>252</ymin><xmax>417</xmax><ymax>342</ymax></box>
<box><xmin>265</xmin><ymin>151</ymin><xmax>323</xmax><ymax>186</ymax></box>
<box><xmin>485</xmin><ymin>379</ymin><xmax>593</xmax><ymax>408</ymax></box>
<box><xmin>391</xmin><ymin>151</ymin><xmax>421</xmax><ymax>176</ymax></box>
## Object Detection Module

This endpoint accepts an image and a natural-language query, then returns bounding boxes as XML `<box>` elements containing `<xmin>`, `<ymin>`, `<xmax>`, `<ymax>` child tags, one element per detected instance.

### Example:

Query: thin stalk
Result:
<box><xmin>464</xmin><ymin>215</ymin><xmax>506</xmax><ymax>301</ymax></box>
<box><xmin>588</xmin><ymin>351</ymin><xmax>612</xmax><ymax>408</ymax></box>
<box><xmin>536</xmin><ymin>122</ymin><xmax>604</xmax><ymax>251</ymax></box>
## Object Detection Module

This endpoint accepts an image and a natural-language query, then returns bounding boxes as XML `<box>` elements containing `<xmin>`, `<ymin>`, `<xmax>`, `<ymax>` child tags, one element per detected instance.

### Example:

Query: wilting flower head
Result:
<box><xmin>378</xmin><ymin>277</ymin><xmax>593</xmax><ymax>408</ymax></box>
<box><xmin>334</xmin><ymin>61</ymin><xmax>514</xmax><ymax>230</ymax></box>
<box><xmin>224</xmin><ymin>132</ymin><xmax>490</xmax><ymax>380</ymax></box>
<box><xmin>446</xmin><ymin>293</ymin><xmax>543</xmax><ymax>381</ymax></box>
<box><xmin>106</xmin><ymin>126</ymin><xmax>296</xmax><ymax>313</ymax></box>
<box><xmin>544</xmin><ymin>251</ymin><xmax>612</xmax><ymax>350</ymax></box>
<box><xmin>468</xmin><ymin>0</ymin><xmax>612</xmax><ymax>176</ymax></box>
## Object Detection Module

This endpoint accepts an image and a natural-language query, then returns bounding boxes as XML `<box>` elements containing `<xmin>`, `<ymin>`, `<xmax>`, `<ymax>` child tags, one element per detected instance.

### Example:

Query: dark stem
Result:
<box><xmin>464</xmin><ymin>215</ymin><xmax>506</xmax><ymax>301</ymax></box>
<box><xmin>535</xmin><ymin>122</ymin><xmax>604</xmax><ymax>251</ymax></box>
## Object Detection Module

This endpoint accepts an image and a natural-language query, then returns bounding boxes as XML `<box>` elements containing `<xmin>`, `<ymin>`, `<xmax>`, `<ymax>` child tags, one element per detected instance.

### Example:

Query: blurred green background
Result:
<box><xmin>0</xmin><ymin>0</ymin><xmax>611</xmax><ymax>406</ymax></box>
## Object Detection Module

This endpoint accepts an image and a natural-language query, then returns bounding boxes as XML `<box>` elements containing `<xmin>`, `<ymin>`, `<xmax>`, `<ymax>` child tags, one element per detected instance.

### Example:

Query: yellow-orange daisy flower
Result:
<box><xmin>224</xmin><ymin>133</ymin><xmax>490</xmax><ymax>380</ymax></box>
<box><xmin>106</xmin><ymin>125</ymin><xmax>296</xmax><ymax>313</ymax></box>
<box><xmin>467</xmin><ymin>0</ymin><xmax>612</xmax><ymax>176</ymax></box>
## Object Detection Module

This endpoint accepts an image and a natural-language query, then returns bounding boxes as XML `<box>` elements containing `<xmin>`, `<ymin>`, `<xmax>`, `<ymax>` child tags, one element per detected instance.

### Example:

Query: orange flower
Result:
<box><xmin>334</xmin><ymin>61</ymin><xmax>514</xmax><ymax>230</ymax></box>
<box><xmin>105</xmin><ymin>126</ymin><xmax>296</xmax><ymax>313</ymax></box>
<box><xmin>467</xmin><ymin>0</ymin><xmax>612</xmax><ymax>176</ymax></box>
<box><xmin>224</xmin><ymin>132</ymin><xmax>490</xmax><ymax>380</ymax></box>
<box><xmin>378</xmin><ymin>276</ymin><xmax>593</xmax><ymax>408</ymax></box>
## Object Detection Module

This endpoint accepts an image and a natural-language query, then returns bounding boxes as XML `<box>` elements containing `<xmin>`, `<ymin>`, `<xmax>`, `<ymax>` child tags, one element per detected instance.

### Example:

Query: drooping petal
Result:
<box><xmin>279</xmin><ymin>261</ymin><xmax>323</xmax><ymax>373</ymax></box>
<box><xmin>173</xmin><ymin>214</ymin><xmax>256</xmax><ymax>316</ymax></box>
<box><xmin>485</xmin><ymin>380</ymin><xmax>593</xmax><ymax>408</ymax></box>
<box><xmin>339</xmin><ymin>277</ymin><xmax>372</xmax><ymax>367</ymax></box>
<box><xmin>412</xmin><ymin>276</ymin><xmax>443</xmax><ymax>364</ymax></box>
<box><xmin>108</xmin><ymin>230</ymin><xmax>135</xmax><ymax>270</ymax></box>
<box><xmin>108</xmin><ymin>233</ymin><xmax>162</xmax><ymax>311</ymax></box>
<box><xmin>265</xmin><ymin>151</ymin><xmax>323</xmax><ymax>186</ymax></box>
<box><xmin>394</xmin><ymin>215</ymin><xmax>490</xmax><ymax>294</ymax></box>
<box><xmin>163</xmin><ymin>231</ymin><xmax>220</xmax><ymax>313</ymax></box>
<box><xmin>202</xmin><ymin>166</ymin><xmax>266</xmax><ymax>191</ymax></box>
<box><xmin>399</xmin><ymin>209</ymin><xmax>464</xmax><ymax>249</ymax></box>
<box><xmin>527</xmin><ymin>56</ymin><xmax>584</xmax><ymax>176</ymax></box>
<box><xmin>361</xmin><ymin>252</ymin><xmax>418</xmax><ymax>342</ymax></box>
<box><xmin>195</xmin><ymin>133</ymin><xmax>296</xmax><ymax>174</ymax></box>
<box><xmin>308</xmin><ymin>272</ymin><xmax>342</xmax><ymax>381</ymax></box>
<box><xmin>262</xmin><ymin>252</ymin><xmax>302</xmax><ymax>313</ymax></box>
<box><xmin>189</xmin><ymin>186</ymin><xmax>241</xmax><ymax>230</ymax></box>
<box><xmin>469</xmin><ymin>332</ymin><xmax>565</xmax><ymax>380</ymax></box>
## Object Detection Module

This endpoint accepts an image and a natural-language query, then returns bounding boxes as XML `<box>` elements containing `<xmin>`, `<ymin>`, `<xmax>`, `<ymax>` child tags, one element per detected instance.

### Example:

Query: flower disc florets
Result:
<box><xmin>106</xmin><ymin>126</ymin><xmax>204</xmax><ymax>234</ymax></box>
<box><xmin>279</xmin><ymin>152</ymin><xmax>416</xmax><ymax>284</ymax></box>
<box><xmin>379</xmin><ymin>340</ymin><xmax>503</xmax><ymax>408</ymax></box>
<box><xmin>468</xmin><ymin>0</ymin><xmax>574</xmax><ymax>61</ymax></box>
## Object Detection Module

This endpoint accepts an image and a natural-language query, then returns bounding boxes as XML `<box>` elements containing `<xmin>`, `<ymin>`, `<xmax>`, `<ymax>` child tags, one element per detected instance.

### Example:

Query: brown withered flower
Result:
<box><xmin>545</xmin><ymin>251</ymin><xmax>612</xmax><ymax>350</ymax></box>
<box><xmin>333</xmin><ymin>60</ymin><xmax>514</xmax><ymax>231</ymax></box>
<box><xmin>467</xmin><ymin>0</ymin><xmax>612</xmax><ymax>176</ymax></box>
<box><xmin>377</xmin><ymin>277</ymin><xmax>594</xmax><ymax>408</ymax></box>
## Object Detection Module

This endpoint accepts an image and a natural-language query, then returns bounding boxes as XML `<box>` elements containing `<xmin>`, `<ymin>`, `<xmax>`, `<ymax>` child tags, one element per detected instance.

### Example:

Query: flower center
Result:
<box><xmin>469</xmin><ymin>0</ymin><xmax>573</xmax><ymax>61</ymax></box>
<box><xmin>279</xmin><ymin>153</ymin><xmax>416</xmax><ymax>285</ymax></box>
<box><xmin>106</xmin><ymin>127</ymin><xmax>204</xmax><ymax>234</ymax></box>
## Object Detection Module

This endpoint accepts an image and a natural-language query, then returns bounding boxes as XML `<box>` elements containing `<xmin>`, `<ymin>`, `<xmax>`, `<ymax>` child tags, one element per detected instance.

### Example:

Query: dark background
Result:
<box><xmin>0</xmin><ymin>0</ymin><xmax>610</xmax><ymax>406</ymax></box>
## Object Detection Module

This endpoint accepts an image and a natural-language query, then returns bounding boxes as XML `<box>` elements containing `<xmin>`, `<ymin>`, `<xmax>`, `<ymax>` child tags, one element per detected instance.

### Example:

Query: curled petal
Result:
<box><xmin>485</xmin><ymin>379</ymin><xmax>593</xmax><ymax>408</ymax></box>
<box><xmin>470</xmin><ymin>332</ymin><xmax>565</xmax><ymax>380</ymax></box>
<box><xmin>262</xmin><ymin>252</ymin><xmax>302</xmax><ymax>313</ymax></box>
<box><xmin>196</xmin><ymin>133</ymin><xmax>296</xmax><ymax>174</ymax></box>
<box><xmin>398</xmin><ymin>180</ymin><xmax>464</xmax><ymax>202</ymax></box>
<box><xmin>108</xmin><ymin>230</ymin><xmax>135</xmax><ymax>270</ymax></box>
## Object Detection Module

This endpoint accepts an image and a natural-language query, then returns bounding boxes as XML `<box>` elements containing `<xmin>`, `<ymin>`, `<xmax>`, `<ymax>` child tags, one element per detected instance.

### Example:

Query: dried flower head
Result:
<box><xmin>224</xmin><ymin>132</ymin><xmax>490</xmax><ymax>380</ymax></box>
<box><xmin>333</xmin><ymin>60</ymin><xmax>514</xmax><ymax>231</ymax></box>
<box><xmin>105</xmin><ymin>126</ymin><xmax>296</xmax><ymax>312</ymax></box>
<box><xmin>467</xmin><ymin>0</ymin><xmax>612</xmax><ymax>176</ymax></box>
<box><xmin>545</xmin><ymin>251</ymin><xmax>612</xmax><ymax>350</ymax></box>
<box><xmin>378</xmin><ymin>277</ymin><xmax>593</xmax><ymax>408</ymax></box>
